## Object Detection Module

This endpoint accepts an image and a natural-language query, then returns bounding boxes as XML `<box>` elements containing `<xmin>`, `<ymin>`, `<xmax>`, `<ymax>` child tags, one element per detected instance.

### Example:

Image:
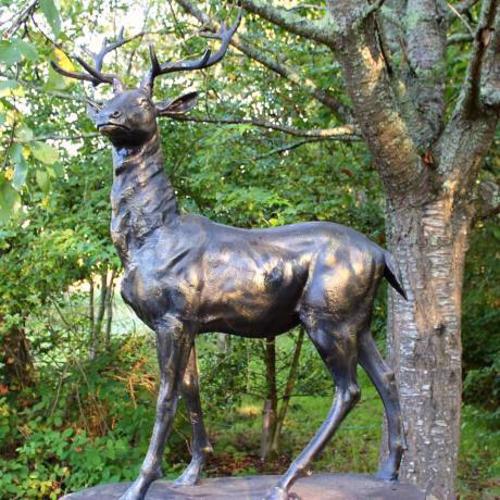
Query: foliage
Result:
<box><xmin>462</xmin><ymin>221</ymin><xmax>500</xmax><ymax>409</ymax></box>
<box><xmin>0</xmin><ymin>333</ymin><xmax>183</xmax><ymax>499</ymax></box>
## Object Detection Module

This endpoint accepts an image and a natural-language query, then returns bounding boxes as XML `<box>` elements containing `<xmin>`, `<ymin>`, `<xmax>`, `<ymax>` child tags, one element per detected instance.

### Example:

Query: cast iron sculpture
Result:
<box><xmin>52</xmin><ymin>11</ymin><xmax>407</xmax><ymax>500</ymax></box>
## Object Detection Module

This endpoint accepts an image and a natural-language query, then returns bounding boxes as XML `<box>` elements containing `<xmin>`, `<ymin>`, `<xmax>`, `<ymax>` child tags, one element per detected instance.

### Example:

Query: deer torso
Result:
<box><xmin>108</xmin><ymin>115</ymin><xmax>386</xmax><ymax>337</ymax></box>
<box><xmin>116</xmin><ymin>196</ymin><xmax>385</xmax><ymax>336</ymax></box>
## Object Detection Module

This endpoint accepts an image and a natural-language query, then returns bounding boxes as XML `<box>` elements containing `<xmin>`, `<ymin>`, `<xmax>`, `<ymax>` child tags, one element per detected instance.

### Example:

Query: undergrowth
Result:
<box><xmin>0</xmin><ymin>334</ymin><xmax>497</xmax><ymax>499</ymax></box>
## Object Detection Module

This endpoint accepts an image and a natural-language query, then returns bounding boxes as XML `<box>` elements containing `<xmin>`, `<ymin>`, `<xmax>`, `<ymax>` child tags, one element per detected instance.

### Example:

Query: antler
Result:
<box><xmin>50</xmin><ymin>27</ymin><xmax>135</xmax><ymax>92</ymax></box>
<box><xmin>141</xmin><ymin>9</ymin><xmax>242</xmax><ymax>94</ymax></box>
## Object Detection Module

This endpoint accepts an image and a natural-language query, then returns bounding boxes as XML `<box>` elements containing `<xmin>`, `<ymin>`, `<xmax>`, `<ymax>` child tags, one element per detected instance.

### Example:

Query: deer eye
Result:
<box><xmin>138</xmin><ymin>98</ymin><xmax>149</xmax><ymax>107</ymax></box>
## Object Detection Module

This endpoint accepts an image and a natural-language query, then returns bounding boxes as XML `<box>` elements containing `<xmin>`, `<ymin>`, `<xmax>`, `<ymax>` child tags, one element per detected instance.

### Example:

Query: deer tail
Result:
<box><xmin>383</xmin><ymin>251</ymin><xmax>408</xmax><ymax>300</ymax></box>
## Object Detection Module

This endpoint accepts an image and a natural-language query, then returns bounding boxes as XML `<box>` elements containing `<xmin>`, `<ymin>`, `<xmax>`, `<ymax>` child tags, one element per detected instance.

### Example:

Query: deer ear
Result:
<box><xmin>155</xmin><ymin>91</ymin><xmax>199</xmax><ymax>117</ymax></box>
<box><xmin>86</xmin><ymin>100</ymin><xmax>101</xmax><ymax>124</ymax></box>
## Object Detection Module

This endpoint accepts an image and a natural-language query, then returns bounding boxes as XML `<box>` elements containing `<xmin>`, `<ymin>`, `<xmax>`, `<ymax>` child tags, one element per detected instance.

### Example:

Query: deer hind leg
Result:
<box><xmin>120</xmin><ymin>316</ymin><xmax>194</xmax><ymax>500</ymax></box>
<box><xmin>358</xmin><ymin>330</ymin><xmax>406</xmax><ymax>481</ymax></box>
<box><xmin>173</xmin><ymin>342</ymin><xmax>213</xmax><ymax>486</ymax></box>
<box><xmin>265</xmin><ymin>315</ymin><xmax>361</xmax><ymax>500</ymax></box>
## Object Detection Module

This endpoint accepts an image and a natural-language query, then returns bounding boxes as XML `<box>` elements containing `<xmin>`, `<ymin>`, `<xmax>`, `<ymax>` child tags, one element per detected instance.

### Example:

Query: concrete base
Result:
<box><xmin>62</xmin><ymin>473</ymin><xmax>425</xmax><ymax>499</ymax></box>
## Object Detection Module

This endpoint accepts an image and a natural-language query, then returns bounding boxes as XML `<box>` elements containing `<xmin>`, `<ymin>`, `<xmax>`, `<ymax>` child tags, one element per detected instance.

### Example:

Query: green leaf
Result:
<box><xmin>16</xmin><ymin>39</ymin><xmax>38</xmax><ymax>61</ymax></box>
<box><xmin>13</xmin><ymin>160</ymin><xmax>28</xmax><ymax>190</ymax></box>
<box><xmin>0</xmin><ymin>41</ymin><xmax>22</xmax><ymax>67</ymax></box>
<box><xmin>10</xmin><ymin>144</ymin><xmax>28</xmax><ymax>190</ymax></box>
<box><xmin>40</xmin><ymin>0</ymin><xmax>61</xmax><ymax>37</ymax></box>
<box><xmin>0</xmin><ymin>80</ymin><xmax>18</xmax><ymax>97</ymax></box>
<box><xmin>15</xmin><ymin>125</ymin><xmax>34</xmax><ymax>143</ymax></box>
<box><xmin>51</xmin><ymin>162</ymin><xmax>64</xmax><ymax>176</ymax></box>
<box><xmin>36</xmin><ymin>169</ymin><xmax>50</xmax><ymax>193</ymax></box>
<box><xmin>45</xmin><ymin>63</ymin><xmax>67</xmax><ymax>91</ymax></box>
<box><xmin>31</xmin><ymin>141</ymin><xmax>59</xmax><ymax>165</ymax></box>
<box><xmin>0</xmin><ymin>180</ymin><xmax>21</xmax><ymax>224</ymax></box>
<box><xmin>62</xmin><ymin>428</ymin><xmax>74</xmax><ymax>438</ymax></box>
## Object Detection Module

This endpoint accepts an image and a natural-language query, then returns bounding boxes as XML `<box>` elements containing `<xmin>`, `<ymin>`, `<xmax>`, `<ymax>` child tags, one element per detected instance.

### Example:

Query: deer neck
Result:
<box><xmin>110</xmin><ymin>129</ymin><xmax>178</xmax><ymax>263</ymax></box>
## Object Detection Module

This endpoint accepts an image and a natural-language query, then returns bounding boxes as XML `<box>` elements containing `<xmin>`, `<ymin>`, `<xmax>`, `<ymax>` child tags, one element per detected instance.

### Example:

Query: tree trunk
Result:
<box><xmin>386</xmin><ymin>197</ymin><xmax>470</xmax><ymax>499</ymax></box>
<box><xmin>88</xmin><ymin>277</ymin><xmax>95</xmax><ymax>360</ymax></box>
<box><xmin>260</xmin><ymin>336</ymin><xmax>277</xmax><ymax>461</ymax></box>
<box><xmin>105</xmin><ymin>270</ymin><xmax>116</xmax><ymax>350</ymax></box>
<box><xmin>92</xmin><ymin>271</ymin><xmax>108</xmax><ymax>356</ymax></box>
<box><xmin>216</xmin><ymin>333</ymin><xmax>231</xmax><ymax>353</ymax></box>
<box><xmin>1</xmin><ymin>321</ymin><xmax>35</xmax><ymax>391</ymax></box>
<box><xmin>89</xmin><ymin>270</ymin><xmax>116</xmax><ymax>359</ymax></box>
<box><xmin>272</xmin><ymin>327</ymin><xmax>305</xmax><ymax>453</ymax></box>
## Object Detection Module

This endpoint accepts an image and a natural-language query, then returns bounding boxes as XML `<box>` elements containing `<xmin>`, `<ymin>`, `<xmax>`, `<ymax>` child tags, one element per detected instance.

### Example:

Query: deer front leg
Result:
<box><xmin>120</xmin><ymin>316</ymin><xmax>194</xmax><ymax>500</ymax></box>
<box><xmin>174</xmin><ymin>343</ymin><xmax>213</xmax><ymax>486</ymax></box>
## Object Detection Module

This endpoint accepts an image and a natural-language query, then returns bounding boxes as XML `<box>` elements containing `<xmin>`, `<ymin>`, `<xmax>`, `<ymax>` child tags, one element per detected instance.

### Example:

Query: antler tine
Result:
<box><xmin>50</xmin><ymin>27</ymin><xmax>139</xmax><ymax>91</ymax></box>
<box><xmin>148</xmin><ymin>44</ymin><xmax>162</xmax><ymax>78</ymax></box>
<box><xmin>75</xmin><ymin>56</ymin><xmax>116</xmax><ymax>85</ymax></box>
<box><xmin>93</xmin><ymin>26</ymin><xmax>127</xmax><ymax>76</ymax></box>
<box><xmin>141</xmin><ymin>8</ymin><xmax>242</xmax><ymax>93</ymax></box>
<box><xmin>50</xmin><ymin>60</ymin><xmax>102</xmax><ymax>85</ymax></box>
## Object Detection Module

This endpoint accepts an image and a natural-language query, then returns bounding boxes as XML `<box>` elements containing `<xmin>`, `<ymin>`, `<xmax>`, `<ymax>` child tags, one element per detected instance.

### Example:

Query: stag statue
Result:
<box><xmin>52</xmin><ymin>11</ymin><xmax>407</xmax><ymax>500</ymax></box>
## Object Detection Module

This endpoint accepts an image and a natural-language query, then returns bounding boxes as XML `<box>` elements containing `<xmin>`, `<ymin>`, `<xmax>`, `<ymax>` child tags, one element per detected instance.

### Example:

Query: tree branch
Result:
<box><xmin>448</xmin><ymin>0</ymin><xmax>480</xmax><ymax>20</ymax></box>
<box><xmin>435</xmin><ymin>0</ymin><xmax>498</xmax><ymax>197</ymax></box>
<box><xmin>170</xmin><ymin>114</ymin><xmax>361</xmax><ymax>140</ymax></box>
<box><xmin>2</xmin><ymin>0</ymin><xmax>37</xmax><ymax>37</ymax></box>
<box><xmin>173</xmin><ymin>0</ymin><xmax>351</xmax><ymax>122</ymax></box>
<box><xmin>461</xmin><ymin>0</ymin><xmax>499</xmax><ymax>116</ymax></box>
<box><xmin>33</xmin><ymin>133</ymin><xmax>99</xmax><ymax>141</ymax></box>
<box><xmin>376</xmin><ymin>2</ymin><xmax>406</xmax><ymax>79</ymax></box>
<box><xmin>479</xmin><ymin>1</ymin><xmax>500</xmax><ymax>108</ymax></box>
<box><xmin>233</xmin><ymin>35</ymin><xmax>351</xmax><ymax>121</ymax></box>
<box><xmin>404</xmin><ymin>0</ymin><xmax>448</xmax><ymax>146</ymax></box>
<box><xmin>363</xmin><ymin>0</ymin><xmax>388</xmax><ymax>20</ymax></box>
<box><xmin>238</xmin><ymin>0</ymin><xmax>336</xmax><ymax>48</ymax></box>
<box><xmin>447</xmin><ymin>32</ymin><xmax>474</xmax><ymax>43</ymax></box>
<box><xmin>447</xmin><ymin>2</ymin><xmax>475</xmax><ymax>34</ymax></box>
<box><xmin>472</xmin><ymin>179</ymin><xmax>499</xmax><ymax>226</ymax></box>
<box><xmin>252</xmin><ymin>138</ymin><xmax>324</xmax><ymax>161</ymax></box>
<box><xmin>326</xmin><ymin>0</ymin><xmax>424</xmax><ymax>203</ymax></box>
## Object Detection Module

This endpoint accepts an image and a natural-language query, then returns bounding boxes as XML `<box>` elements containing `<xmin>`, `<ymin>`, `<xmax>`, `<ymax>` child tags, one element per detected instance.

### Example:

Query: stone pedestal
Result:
<box><xmin>62</xmin><ymin>473</ymin><xmax>425</xmax><ymax>499</ymax></box>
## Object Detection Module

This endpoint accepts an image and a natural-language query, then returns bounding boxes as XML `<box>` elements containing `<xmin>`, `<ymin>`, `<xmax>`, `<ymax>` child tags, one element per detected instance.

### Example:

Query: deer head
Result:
<box><xmin>51</xmin><ymin>14</ymin><xmax>241</xmax><ymax>147</ymax></box>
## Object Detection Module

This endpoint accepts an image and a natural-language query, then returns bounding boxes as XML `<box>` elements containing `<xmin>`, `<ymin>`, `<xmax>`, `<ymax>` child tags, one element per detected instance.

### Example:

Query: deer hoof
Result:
<box><xmin>173</xmin><ymin>469</ymin><xmax>199</xmax><ymax>487</ymax></box>
<box><xmin>375</xmin><ymin>467</ymin><xmax>398</xmax><ymax>482</ymax></box>
<box><xmin>173</xmin><ymin>475</ymin><xmax>198</xmax><ymax>487</ymax></box>
<box><xmin>118</xmin><ymin>484</ymin><xmax>145</xmax><ymax>500</ymax></box>
<box><xmin>172</xmin><ymin>457</ymin><xmax>204</xmax><ymax>487</ymax></box>
<box><xmin>263</xmin><ymin>486</ymin><xmax>301</xmax><ymax>500</ymax></box>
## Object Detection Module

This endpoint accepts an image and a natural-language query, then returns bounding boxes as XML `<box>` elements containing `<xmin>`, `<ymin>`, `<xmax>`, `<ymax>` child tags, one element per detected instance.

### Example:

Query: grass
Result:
<box><xmin>202</xmin><ymin>369</ymin><xmax>381</xmax><ymax>477</ymax></box>
<box><xmin>458</xmin><ymin>405</ymin><xmax>500</xmax><ymax>499</ymax></box>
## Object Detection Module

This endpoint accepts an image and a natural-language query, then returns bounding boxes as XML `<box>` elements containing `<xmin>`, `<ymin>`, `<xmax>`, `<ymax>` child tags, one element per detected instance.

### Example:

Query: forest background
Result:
<box><xmin>0</xmin><ymin>1</ymin><xmax>498</xmax><ymax>499</ymax></box>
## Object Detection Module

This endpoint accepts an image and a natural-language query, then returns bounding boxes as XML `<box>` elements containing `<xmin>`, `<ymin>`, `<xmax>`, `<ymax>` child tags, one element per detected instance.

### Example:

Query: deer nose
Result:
<box><xmin>110</xmin><ymin>110</ymin><xmax>122</xmax><ymax>119</ymax></box>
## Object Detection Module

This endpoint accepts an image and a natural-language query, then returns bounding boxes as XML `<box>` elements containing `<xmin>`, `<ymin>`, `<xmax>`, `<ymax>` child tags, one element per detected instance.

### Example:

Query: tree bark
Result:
<box><xmin>272</xmin><ymin>328</ymin><xmax>305</xmax><ymax>453</ymax></box>
<box><xmin>260</xmin><ymin>336</ymin><xmax>277</xmax><ymax>461</ymax></box>
<box><xmin>1</xmin><ymin>322</ymin><xmax>35</xmax><ymax>390</ymax></box>
<box><xmin>88</xmin><ymin>276</ymin><xmax>95</xmax><ymax>360</ymax></box>
<box><xmin>385</xmin><ymin>198</ymin><xmax>469</xmax><ymax>499</ymax></box>
<box><xmin>105</xmin><ymin>270</ymin><xmax>116</xmax><ymax>350</ymax></box>
<box><xmin>322</xmin><ymin>2</ymin><xmax>499</xmax><ymax>497</ymax></box>
<box><xmin>93</xmin><ymin>271</ymin><xmax>108</xmax><ymax>353</ymax></box>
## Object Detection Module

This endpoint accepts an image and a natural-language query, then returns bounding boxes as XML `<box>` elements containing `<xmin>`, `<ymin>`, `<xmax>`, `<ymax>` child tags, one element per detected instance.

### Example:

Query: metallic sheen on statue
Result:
<box><xmin>52</xmin><ymin>10</ymin><xmax>408</xmax><ymax>500</ymax></box>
